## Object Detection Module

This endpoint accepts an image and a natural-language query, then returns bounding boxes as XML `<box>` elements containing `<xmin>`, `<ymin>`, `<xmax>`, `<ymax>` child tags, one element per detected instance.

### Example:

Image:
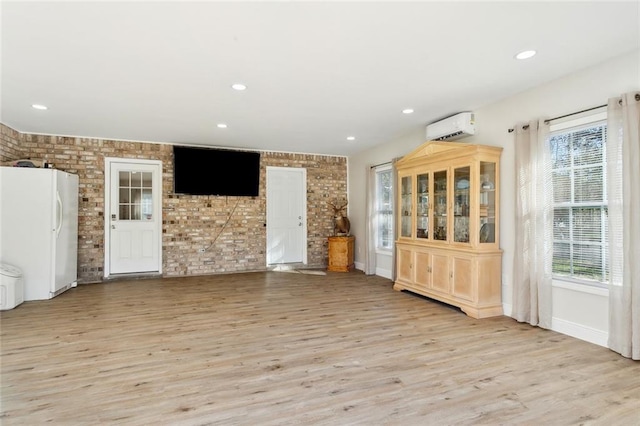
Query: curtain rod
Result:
<box><xmin>370</xmin><ymin>161</ymin><xmax>391</xmax><ymax>169</ymax></box>
<box><xmin>507</xmin><ymin>103</ymin><xmax>607</xmax><ymax>133</ymax></box>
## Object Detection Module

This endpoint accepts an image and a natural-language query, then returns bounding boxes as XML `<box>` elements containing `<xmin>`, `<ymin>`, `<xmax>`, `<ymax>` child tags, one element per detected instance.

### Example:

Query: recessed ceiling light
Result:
<box><xmin>515</xmin><ymin>50</ymin><xmax>536</xmax><ymax>60</ymax></box>
<box><xmin>217</xmin><ymin>123</ymin><xmax>228</xmax><ymax>128</ymax></box>
<box><xmin>32</xmin><ymin>104</ymin><xmax>48</xmax><ymax>110</ymax></box>
<box><xmin>346</xmin><ymin>136</ymin><xmax>356</xmax><ymax>141</ymax></box>
<box><xmin>231</xmin><ymin>83</ymin><xmax>247</xmax><ymax>91</ymax></box>
<box><xmin>402</xmin><ymin>108</ymin><xmax>414</xmax><ymax>114</ymax></box>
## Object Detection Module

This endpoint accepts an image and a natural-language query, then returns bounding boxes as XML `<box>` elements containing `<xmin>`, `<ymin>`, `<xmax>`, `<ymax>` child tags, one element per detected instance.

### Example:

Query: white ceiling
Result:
<box><xmin>2</xmin><ymin>1</ymin><xmax>639</xmax><ymax>156</ymax></box>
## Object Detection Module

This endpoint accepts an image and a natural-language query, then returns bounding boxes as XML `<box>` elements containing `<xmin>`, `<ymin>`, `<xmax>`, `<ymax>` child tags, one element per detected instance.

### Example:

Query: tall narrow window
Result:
<box><xmin>549</xmin><ymin>112</ymin><xmax>608</xmax><ymax>285</ymax></box>
<box><xmin>375</xmin><ymin>165</ymin><xmax>393</xmax><ymax>250</ymax></box>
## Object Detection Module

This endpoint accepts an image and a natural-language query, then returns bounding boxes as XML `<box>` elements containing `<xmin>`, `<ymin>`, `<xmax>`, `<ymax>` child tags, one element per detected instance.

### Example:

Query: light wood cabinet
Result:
<box><xmin>327</xmin><ymin>236</ymin><xmax>355</xmax><ymax>272</ymax></box>
<box><xmin>393</xmin><ymin>141</ymin><xmax>503</xmax><ymax>318</ymax></box>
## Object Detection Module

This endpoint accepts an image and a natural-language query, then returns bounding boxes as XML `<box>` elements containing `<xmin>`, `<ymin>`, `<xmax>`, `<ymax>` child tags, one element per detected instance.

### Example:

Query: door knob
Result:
<box><xmin>112</xmin><ymin>225</ymin><xmax>116</xmax><ymax>229</ymax></box>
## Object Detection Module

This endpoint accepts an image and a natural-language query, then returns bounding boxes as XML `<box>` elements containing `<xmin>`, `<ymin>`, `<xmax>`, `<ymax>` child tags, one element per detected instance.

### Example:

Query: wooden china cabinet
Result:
<box><xmin>393</xmin><ymin>141</ymin><xmax>503</xmax><ymax>318</ymax></box>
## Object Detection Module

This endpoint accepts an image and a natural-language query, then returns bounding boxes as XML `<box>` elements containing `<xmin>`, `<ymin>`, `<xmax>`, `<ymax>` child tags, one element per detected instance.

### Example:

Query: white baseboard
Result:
<box><xmin>353</xmin><ymin>262</ymin><xmax>392</xmax><ymax>280</ymax></box>
<box><xmin>502</xmin><ymin>303</ymin><xmax>512</xmax><ymax>317</ymax></box>
<box><xmin>502</xmin><ymin>304</ymin><xmax>607</xmax><ymax>348</ymax></box>
<box><xmin>551</xmin><ymin>317</ymin><xmax>608</xmax><ymax>348</ymax></box>
<box><xmin>375</xmin><ymin>267</ymin><xmax>392</xmax><ymax>280</ymax></box>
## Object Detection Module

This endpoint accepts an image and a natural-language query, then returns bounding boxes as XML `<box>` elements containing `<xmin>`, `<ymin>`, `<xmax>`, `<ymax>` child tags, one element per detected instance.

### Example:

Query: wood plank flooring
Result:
<box><xmin>1</xmin><ymin>271</ymin><xmax>638</xmax><ymax>425</ymax></box>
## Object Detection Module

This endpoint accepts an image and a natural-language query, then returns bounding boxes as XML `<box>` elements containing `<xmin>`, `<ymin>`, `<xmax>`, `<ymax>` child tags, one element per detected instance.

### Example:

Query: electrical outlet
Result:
<box><xmin>198</xmin><ymin>248</ymin><xmax>206</xmax><ymax>253</ymax></box>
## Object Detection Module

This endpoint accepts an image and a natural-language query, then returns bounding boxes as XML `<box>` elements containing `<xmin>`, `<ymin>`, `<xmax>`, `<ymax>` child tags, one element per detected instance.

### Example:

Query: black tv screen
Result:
<box><xmin>173</xmin><ymin>146</ymin><xmax>260</xmax><ymax>196</ymax></box>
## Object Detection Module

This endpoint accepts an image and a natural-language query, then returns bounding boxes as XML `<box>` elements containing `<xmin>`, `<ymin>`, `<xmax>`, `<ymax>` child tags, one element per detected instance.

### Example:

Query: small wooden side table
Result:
<box><xmin>327</xmin><ymin>235</ymin><xmax>355</xmax><ymax>272</ymax></box>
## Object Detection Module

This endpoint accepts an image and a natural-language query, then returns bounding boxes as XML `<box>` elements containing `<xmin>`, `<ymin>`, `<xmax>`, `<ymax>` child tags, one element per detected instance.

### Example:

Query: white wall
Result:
<box><xmin>349</xmin><ymin>126</ymin><xmax>424</xmax><ymax>277</ymax></box>
<box><xmin>348</xmin><ymin>49</ymin><xmax>640</xmax><ymax>346</ymax></box>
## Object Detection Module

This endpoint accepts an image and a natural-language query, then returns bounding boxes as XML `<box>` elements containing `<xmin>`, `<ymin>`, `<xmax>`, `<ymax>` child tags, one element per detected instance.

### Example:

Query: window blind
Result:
<box><xmin>549</xmin><ymin>121</ymin><xmax>608</xmax><ymax>283</ymax></box>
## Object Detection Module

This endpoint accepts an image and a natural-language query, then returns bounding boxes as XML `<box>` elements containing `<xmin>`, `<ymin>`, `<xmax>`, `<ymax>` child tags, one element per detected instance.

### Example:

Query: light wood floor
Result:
<box><xmin>1</xmin><ymin>271</ymin><xmax>638</xmax><ymax>425</ymax></box>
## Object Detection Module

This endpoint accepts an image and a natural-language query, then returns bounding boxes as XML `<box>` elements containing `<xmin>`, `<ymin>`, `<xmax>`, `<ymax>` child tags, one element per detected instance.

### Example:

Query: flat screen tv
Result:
<box><xmin>173</xmin><ymin>146</ymin><xmax>260</xmax><ymax>196</ymax></box>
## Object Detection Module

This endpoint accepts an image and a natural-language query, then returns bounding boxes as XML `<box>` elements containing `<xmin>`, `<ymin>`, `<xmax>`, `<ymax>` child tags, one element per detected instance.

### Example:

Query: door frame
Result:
<box><xmin>104</xmin><ymin>157</ymin><xmax>163</xmax><ymax>278</ymax></box>
<box><xmin>266</xmin><ymin>166</ymin><xmax>308</xmax><ymax>265</ymax></box>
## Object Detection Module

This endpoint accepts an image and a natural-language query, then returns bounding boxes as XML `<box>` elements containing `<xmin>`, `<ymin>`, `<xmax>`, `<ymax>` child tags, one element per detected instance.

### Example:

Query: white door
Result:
<box><xmin>107</xmin><ymin>160</ymin><xmax>162</xmax><ymax>275</ymax></box>
<box><xmin>266</xmin><ymin>167</ymin><xmax>306</xmax><ymax>265</ymax></box>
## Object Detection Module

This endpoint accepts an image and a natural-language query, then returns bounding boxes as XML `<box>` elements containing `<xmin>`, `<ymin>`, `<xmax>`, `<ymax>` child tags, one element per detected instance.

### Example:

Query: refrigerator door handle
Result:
<box><xmin>56</xmin><ymin>191</ymin><xmax>63</xmax><ymax>237</ymax></box>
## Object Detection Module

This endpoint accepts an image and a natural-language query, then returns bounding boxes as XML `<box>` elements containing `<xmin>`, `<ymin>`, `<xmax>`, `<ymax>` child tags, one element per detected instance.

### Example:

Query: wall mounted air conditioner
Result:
<box><xmin>426</xmin><ymin>112</ymin><xmax>476</xmax><ymax>141</ymax></box>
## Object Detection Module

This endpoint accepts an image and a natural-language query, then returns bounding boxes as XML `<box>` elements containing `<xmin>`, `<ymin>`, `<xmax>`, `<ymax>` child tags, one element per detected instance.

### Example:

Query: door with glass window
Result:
<box><xmin>109</xmin><ymin>162</ymin><xmax>161</xmax><ymax>274</ymax></box>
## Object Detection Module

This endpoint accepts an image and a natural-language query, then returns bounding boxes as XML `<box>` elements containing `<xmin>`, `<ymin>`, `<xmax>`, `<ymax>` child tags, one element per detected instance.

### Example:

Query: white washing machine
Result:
<box><xmin>0</xmin><ymin>263</ymin><xmax>24</xmax><ymax>310</ymax></box>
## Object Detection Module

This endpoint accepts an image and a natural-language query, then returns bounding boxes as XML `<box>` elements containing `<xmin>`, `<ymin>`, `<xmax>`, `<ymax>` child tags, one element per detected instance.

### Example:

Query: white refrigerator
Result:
<box><xmin>0</xmin><ymin>167</ymin><xmax>79</xmax><ymax>301</ymax></box>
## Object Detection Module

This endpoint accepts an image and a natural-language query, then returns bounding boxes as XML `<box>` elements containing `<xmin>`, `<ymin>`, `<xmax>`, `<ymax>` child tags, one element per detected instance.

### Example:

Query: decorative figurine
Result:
<box><xmin>328</xmin><ymin>200</ymin><xmax>351</xmax><ymax>236</ymax></box>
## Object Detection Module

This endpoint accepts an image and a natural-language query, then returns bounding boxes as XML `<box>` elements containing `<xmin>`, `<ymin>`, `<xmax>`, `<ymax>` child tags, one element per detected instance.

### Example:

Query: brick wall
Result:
<box><xmin>2</xmin><ymin>124</ymin><xmax>346</xmax><ymax>282</ymax></box>
<box><xmin>0</xmin><ymin>124</ymin><xmax>24</xmax><ymax>162</ymax></box>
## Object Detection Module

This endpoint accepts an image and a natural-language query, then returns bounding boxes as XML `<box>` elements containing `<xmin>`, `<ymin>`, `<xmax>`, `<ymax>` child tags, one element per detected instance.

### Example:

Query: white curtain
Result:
<box><xmin>607</xmin><ymin>92</ymin><xmax>640</xmax><ymax>360</ymax></box>
<box><xmin>390</xmin><ymin>158</ymin><xmax>400</xmax><ymax>281</ymax></box>
<box><xmin>512</xmin><ymin>119</ymin><xmax>553</xmax><ymax>329</ymax></box>
<box><xmin>364</xmin><ymin>165</ymin><xmax>377</xmax><ymax>275</ymax></box>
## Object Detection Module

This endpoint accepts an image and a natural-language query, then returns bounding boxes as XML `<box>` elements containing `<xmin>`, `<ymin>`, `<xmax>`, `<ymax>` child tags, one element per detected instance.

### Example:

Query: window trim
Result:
<box><xmin>550</xmin><ymin>111</ymin><xmax>607</xmax><ymax>132</ymax></box>
<box><xmin>375</xmin><ymin>248</ymin><xmax>393</xmax><ymax>256</ymax></box>
<box><xmin>552</xmin><ymin>278</ymin><xmax>609</xmax><ymax>297</ymax></box>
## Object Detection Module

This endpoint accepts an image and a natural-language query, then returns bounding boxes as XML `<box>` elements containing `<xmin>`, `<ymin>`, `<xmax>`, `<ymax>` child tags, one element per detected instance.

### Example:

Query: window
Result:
<box><xmin>549</xmin><ymin>112</ymin><xmax>608</xmax><ymax>285</ymax></box>
<box><xmin>375</xmin><ymin>165</ymin><xmax>393</xmax><ymax>250</ymax></box>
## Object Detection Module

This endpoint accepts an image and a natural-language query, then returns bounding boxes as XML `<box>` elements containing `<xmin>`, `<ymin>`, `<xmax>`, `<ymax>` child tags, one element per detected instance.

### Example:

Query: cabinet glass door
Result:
<box><xmin>433</xmin><ymin>170</ymin><xmax>447</xmax><ymax>241</ymax></box>
<box><xmin>479</xmin><ymin>162</ymin><xmax>496</xmax><ymax>243</ymax></box>
<box><xmin>400</xmin><ymin>176</ymin><xmax>412</xmax><ymax>238</ymax></box>
<box><xmin>453</xmin><ymin>166</ymin><xmax>470</xmax><ymax>243</ymax></box>
<box><xmin>416</xmin><ymin>173</ymin><xmax>429</xmax><ymax>239</ymax></box>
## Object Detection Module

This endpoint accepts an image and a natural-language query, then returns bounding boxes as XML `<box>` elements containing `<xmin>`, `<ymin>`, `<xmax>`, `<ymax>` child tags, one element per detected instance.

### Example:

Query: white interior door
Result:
<box><xmin>266</xmin><ymin>167</ymin><xmax>306</xmax><ymax>265</ymax></box>
<box><xmin>108</xmin><ymin>160</ymin><xmax>162</xmax><ymax>275</ymax></box>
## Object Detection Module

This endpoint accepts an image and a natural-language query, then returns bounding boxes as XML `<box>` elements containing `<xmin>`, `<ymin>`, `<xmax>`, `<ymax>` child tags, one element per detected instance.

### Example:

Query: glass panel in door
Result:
<box><xmin>118</xmin><ymin>170</ymin><xmax>154</xmax><ymax>221</ymax></box>
<box><xmin>433</xmin><ymin>170</ymin><xmax>447</xmax><ymax>241</ymax></box>
<box><xmin>454</xmin><ymin>166</ymin><xmax>470</xmax><ymax>243</ymax></box>
<box><xmin>416</xmin><ymin>173</ymin><xmax>429</xmax><ymax>239</ymax></box>
<box><xmin>480</xmin><ymin>162</ymin><xmax>496</xmax><ymax>243</ymax></box>
<box><xmin>400</xmin><ymin>176</ymin><xmax>412</xmax><ymax>238</ymax></box>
